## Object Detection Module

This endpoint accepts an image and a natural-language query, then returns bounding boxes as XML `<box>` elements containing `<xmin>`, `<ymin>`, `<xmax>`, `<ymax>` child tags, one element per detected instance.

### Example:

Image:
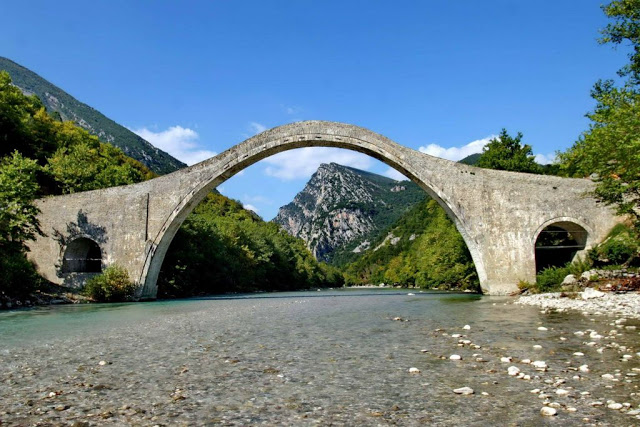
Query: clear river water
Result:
<box><xmin>1</xmin><ymin>289</ymin><xmax>640</xmax><ymax>426</ymax></box>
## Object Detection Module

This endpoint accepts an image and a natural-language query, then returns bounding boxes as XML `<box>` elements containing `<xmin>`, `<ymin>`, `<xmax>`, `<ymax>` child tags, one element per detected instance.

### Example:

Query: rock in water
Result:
<box><xmin>540</xmin><ymin>407</ymin><xmax>557</xmax><ymax>416</ymax></box>
<box><xmin>531</xmin><ymin>361</ymin><xmax>547</xmax><ymax>369</ymax></box>
<box><xmin>453</xmin><ymin>387</ymin><xmax>474</xmax><ymax>395</ymax></box>
<box><xmin>409</xmin><ymin>367</ymin><xmax>420</xmax><ymax>374</ymax></box>
<box><xmin>507</xmin><ymin>366</ymin><xmax>520</xmax><ymax>376</ymax></box>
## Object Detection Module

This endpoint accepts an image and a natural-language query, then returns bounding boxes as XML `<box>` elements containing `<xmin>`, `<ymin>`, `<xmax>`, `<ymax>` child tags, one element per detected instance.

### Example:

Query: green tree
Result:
<box><xmin>558</xmin><ymin>1</ymin><xmax>640</xmax><ymax>232</ymax></box>
<box><xmin>558</xmin><ymin>83</ymin><xmax>640</xmax><ymax>228</ymax></box>
<box><xmin>477</xmin><ymin>129</ymin><xmax>541</xmax><ymax>173</ymax></box>
<box><xmin>0</xmin><ymin>151</ymin><xmax>41</xmax><ymax>248</ymax></box>
<box><xmin>600</xmin><ymin>0</ymin><xmax>640</xmax><ymax>84</ymax></box>
<box><xmin>0</xmin><ymin>151</ymin><xmax>42</xmax><ymax>297</ymax></box>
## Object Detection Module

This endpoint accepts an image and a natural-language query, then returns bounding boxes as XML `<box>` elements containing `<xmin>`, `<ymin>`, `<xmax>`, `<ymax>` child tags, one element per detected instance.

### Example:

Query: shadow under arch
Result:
<box><xmin>138</xmin><ymin>121</ymin><xmax>487</xmax><ymax>297</ymax></box>
<box><xmin>532</xmin><ymin>217</ymin><xmax>593</xmax><ymax>272</ymax></box>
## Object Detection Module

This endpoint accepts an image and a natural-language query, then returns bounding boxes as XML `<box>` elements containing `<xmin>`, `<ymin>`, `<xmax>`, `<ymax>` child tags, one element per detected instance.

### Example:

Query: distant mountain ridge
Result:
<box><xmin>0</xmin><ymin>57</ymin><xmax>185</xmax><ymax>175</ymax></box>
<box><xmin>273</xmin><ymin>163</ymin><xmax>425</xmax><ymax>265</ymax></box>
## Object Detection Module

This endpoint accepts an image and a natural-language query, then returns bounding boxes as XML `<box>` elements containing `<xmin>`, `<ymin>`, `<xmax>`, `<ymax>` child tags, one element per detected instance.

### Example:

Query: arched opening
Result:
<box><xmin>534</xmin><ymin>221</ymin><xmax>588</xmax><ymax>272</ymax></box>
<box><xmin>62</xmin><ymin>238</ymin><xmax>102</xmax><ymax>273</ymax></box>
<box><xmin>138</xmin><ymin>121</ymin><xmax>489</xmax><ymax>298</ymax></box>
<box><xmin>154</xmin><ymin>145</ymin><xmax>481</xmax><ymax>298</ymax></box>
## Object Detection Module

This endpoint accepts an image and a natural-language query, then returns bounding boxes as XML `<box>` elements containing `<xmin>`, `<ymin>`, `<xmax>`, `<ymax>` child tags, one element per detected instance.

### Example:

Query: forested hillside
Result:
<box><xmin>0</xmin><ymin>71</ymin><xmax>338</xmax><ymax>300</ymax></box>
<box><xmin>158</xmin><ymin>193</ymin><xmax>343</xmax><ymax>297</ymax></box>
<box><xmin>343</xmin><ymin>198</ymin><xmax>479</xmax><ymax>291</ymax></box>
<box><xmin>0</xmin><ymin>57</ymin><xmax>185</xmax><ymax>174</ymax></box>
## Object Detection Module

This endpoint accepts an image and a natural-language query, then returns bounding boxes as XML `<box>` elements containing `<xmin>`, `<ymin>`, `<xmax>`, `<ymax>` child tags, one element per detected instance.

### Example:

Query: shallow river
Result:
<box><xmin>1</xmin><ymin>289</ymin><xmax>640</xmax><ymax>425</ymax></box>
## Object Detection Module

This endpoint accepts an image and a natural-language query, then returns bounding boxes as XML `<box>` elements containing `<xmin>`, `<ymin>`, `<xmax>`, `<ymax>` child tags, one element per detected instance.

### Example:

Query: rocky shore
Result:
<box><xmin>517</xmin><ymin>269</ymin><xmax>640</xmax><ymax>318</ymax></box>
<box><xmin>517</xmin><ymin>289</ymin><xmax>640</xmax><ymax>318</ymax></box>
<box><xmin>0</xmin><ymin>283</ymin><xmax>88</xmax><ymax>310</ymax></box>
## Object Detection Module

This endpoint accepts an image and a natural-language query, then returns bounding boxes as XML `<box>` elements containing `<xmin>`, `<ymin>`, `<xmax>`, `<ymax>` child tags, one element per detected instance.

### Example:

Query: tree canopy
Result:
<box><xmin>558</xmin><ymin>0</ymin><xmax>640</xmax><ymax>232</ymax></box>
<box><xmin>476</xmin><ymin>128</ymin><xmax>541</xmax><ymax>174</ymax></box>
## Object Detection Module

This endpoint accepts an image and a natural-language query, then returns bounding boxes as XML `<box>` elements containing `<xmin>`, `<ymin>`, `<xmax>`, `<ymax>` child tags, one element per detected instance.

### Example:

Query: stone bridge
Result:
<box><xmin>27</xmin><ymin>121</ymin><xmax>620</xmax><ymax>297</ymax></box>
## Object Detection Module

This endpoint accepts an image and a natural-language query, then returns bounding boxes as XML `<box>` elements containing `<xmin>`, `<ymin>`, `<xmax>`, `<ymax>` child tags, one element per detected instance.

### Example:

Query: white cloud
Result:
<box><xmin>262</xmin><ymin>147</ymin><xmax>373</xmax><ymax>181</ymax></box>
<box><xmin>131</xmin><ymin>125</ymin><xmax>216</xmax><ymax>166</ymax></box>
<box><xmin>382</xmin><ymin>167</ymin><xmax>408</xmax><ymax>181</ymax></box>
<box><xmin>242</xmin><ymin>203</ymin><xmax>259</xmax><ymax>213</ymax></box>
<box><xmin>284</xmin><ymin>105</ymin><xmax>302</xmax><ymax>115</ymax></box>
<box><xmin>418</xmin><ymin>136</ymin><xmax>495</xmax><ymax>161</ymax></box>
<box><xmin>249</xmin><ymin>122</ymin><xmax>267</xmax><ymax>135</ymax></box>
<box><xmin>243</xmin><ymin>194</ymin><xmax>272</xmax><ymax>205</ymax></box>
<box><xmin>535</xmin><ymin>153</ymin><xmax>556</xmax><ymax>165</ymax></box>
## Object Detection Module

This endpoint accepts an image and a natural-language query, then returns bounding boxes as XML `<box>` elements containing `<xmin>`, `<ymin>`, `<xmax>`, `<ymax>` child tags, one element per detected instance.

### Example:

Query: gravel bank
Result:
<box><xmin>517</xmin><ymin>290</ymin><xmax>640</xmax><ymax>318</ymax></box>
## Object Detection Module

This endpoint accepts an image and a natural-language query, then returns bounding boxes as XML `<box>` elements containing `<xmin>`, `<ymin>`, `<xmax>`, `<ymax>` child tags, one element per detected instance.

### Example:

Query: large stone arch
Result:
<box><xmin>27</xmin><ymin>121</ymin><xmax>621</xmax><ymax>297</ymax></box>
<box><xmin>137</xmin><ymin>121</ymin><xmax>486</xmax><ymax>298</ymax></box>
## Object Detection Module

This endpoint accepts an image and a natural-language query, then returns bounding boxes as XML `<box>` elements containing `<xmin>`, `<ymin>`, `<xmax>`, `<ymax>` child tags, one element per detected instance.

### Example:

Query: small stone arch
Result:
<box><xmin>533</xmin><ymin>218</ymin><xmax>592</xmax><ymax>272</ymax></box>
<box><xmin>61</xmin><ymin>237</ymin><xmax>103</xmax><ymax>274</ymax></box>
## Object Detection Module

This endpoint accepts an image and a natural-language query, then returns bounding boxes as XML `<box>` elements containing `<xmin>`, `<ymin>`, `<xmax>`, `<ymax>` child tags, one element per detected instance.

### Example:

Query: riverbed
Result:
<box><xmin>1</xmin><ymin>289</ymin><xmax>639</xmax><ymax>425</ymax></box>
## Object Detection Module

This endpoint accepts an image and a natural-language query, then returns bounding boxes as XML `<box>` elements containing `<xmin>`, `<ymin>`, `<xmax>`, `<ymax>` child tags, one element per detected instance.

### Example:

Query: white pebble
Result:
<box><xmin>573</xmin><ymin>352</ymin><xmax>584</xmax><ymax>356</ymax></box>
<box><xmin>453</xmin><ymin>386</ymin><xmax>474</xmax><ymax>395</ymax></box>
<box><xmin>463</xmin><ymin>325</ymin><xmax>471</xmax><ymax>330</ymax></box>
<box><xmin>538</xmin><ymin>327</ymin><xmax>548</xmax><ymax>331</ymax></box>
<box><xmin>450</xmin><ymin>354</ymin><xmax>462</xmax><ymax>361</ymax></box>
<box><xmin>540</xmin><ymin>407</ymin><xmax>557</xmax><ymax>416</ymax></box>
<box><xmin>533</xmin><ymin>345</ymin><xmax>542</xmax><ymax>349</ymax></box>
<box><xmin>602</xmin><ymin>374</ymin><xmax>615</xmax><ymax>380</ymax></box>
<box><xmin>556</xmin><ymin>389</ymin><xmax>569</xmax><ymax>396</ymax></box>
<box><xmin>409</xmin><ymin>367</ymin><xmax>421</xmax><ymax>374</ymax></box>
<box><xmin>500</xmin><ymin>357</ymin><xmax>512</xmax><ymax>363</ymax></box>
<box><xmin>521</xmin><ymin>359</ymin><xmax>531</xmax><ymax>364</ymax></box>
<box><xmin>508</xmin><ymin>366</ymin><xmax>520</xmax><ymax>376</ymax></box>
<box><xmin>608</xmin><ymin>402</ymin><xmax>623</xmax><ymax>410</ymax></box>
<box><xmin>532</xmin><ymin>361</ymin><xmax>548</xmax><ymax>369</ymax></box>
<box><xmin>98</xmin><ymin>360</ymin><xmax>108</xmax><ymax>366</ymax></box>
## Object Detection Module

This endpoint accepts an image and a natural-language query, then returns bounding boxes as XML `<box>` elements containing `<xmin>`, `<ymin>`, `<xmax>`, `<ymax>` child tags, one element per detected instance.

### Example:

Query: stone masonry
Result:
<box><xmin>26</xmin><ymin>121</ymin><xmax>621</xmax><ymax>297</ymax></box>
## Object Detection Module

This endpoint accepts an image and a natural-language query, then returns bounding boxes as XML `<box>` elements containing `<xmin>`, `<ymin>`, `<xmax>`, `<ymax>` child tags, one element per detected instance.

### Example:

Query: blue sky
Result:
<box><xmin>1</xmin><ymin>1</ymin><xmax>629</xmax><ymax>219</ymax></box>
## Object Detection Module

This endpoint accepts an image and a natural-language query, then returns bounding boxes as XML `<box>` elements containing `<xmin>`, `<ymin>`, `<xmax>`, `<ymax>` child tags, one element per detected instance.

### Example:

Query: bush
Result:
<box><xmin>536</xmin><ymin>266</ymin><xmax>571</xmax><ymax>293</ymax></box>
<box><xmin>84</xmin><ymin>265</ymin><xmax>136</xmax><ymax>302</ymax></box>
<box><xmin>0</xmin><ymin>249</ymin><xmax>41</xmax><ymax>298</ymax></box>
<box><xmin>588</xmin><ymin>223</ymin><xmax>639</xmax><ymax>266</ymax></box>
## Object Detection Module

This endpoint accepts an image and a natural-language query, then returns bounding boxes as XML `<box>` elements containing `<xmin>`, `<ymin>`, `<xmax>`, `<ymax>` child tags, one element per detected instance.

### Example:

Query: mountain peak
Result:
<box><xmin>273</xmin><ymin>163</ymin><xmax>425</xmax><ymax>264</ymax></box>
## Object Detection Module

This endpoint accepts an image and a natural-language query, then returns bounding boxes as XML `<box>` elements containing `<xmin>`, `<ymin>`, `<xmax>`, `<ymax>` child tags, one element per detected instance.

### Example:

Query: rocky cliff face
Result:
<box><xmin>273</xmin><ymin>163</ymin><xmax>425</xmax><ymax>264</ymax></box>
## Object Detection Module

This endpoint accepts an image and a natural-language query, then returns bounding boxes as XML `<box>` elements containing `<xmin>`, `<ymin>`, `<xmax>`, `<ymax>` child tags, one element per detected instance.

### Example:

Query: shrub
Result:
<box><xmin>84</xmin><ymin>265</ymin><xmax>136</xmax><ymax>302</ymax></box>
<box><xmin>589</xmin><ymin>223</ymin><xmax>640</xmax><ymax>266</ymax></box>
<box><xmin>536</xmin><ymin>266</ymin><xmax>571</xmax><ymax>293</ymax></box>
<box><xmin>0</xmin><ymin>249</ymin><xmax>41</xmax><ymax>298</ymax></box>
